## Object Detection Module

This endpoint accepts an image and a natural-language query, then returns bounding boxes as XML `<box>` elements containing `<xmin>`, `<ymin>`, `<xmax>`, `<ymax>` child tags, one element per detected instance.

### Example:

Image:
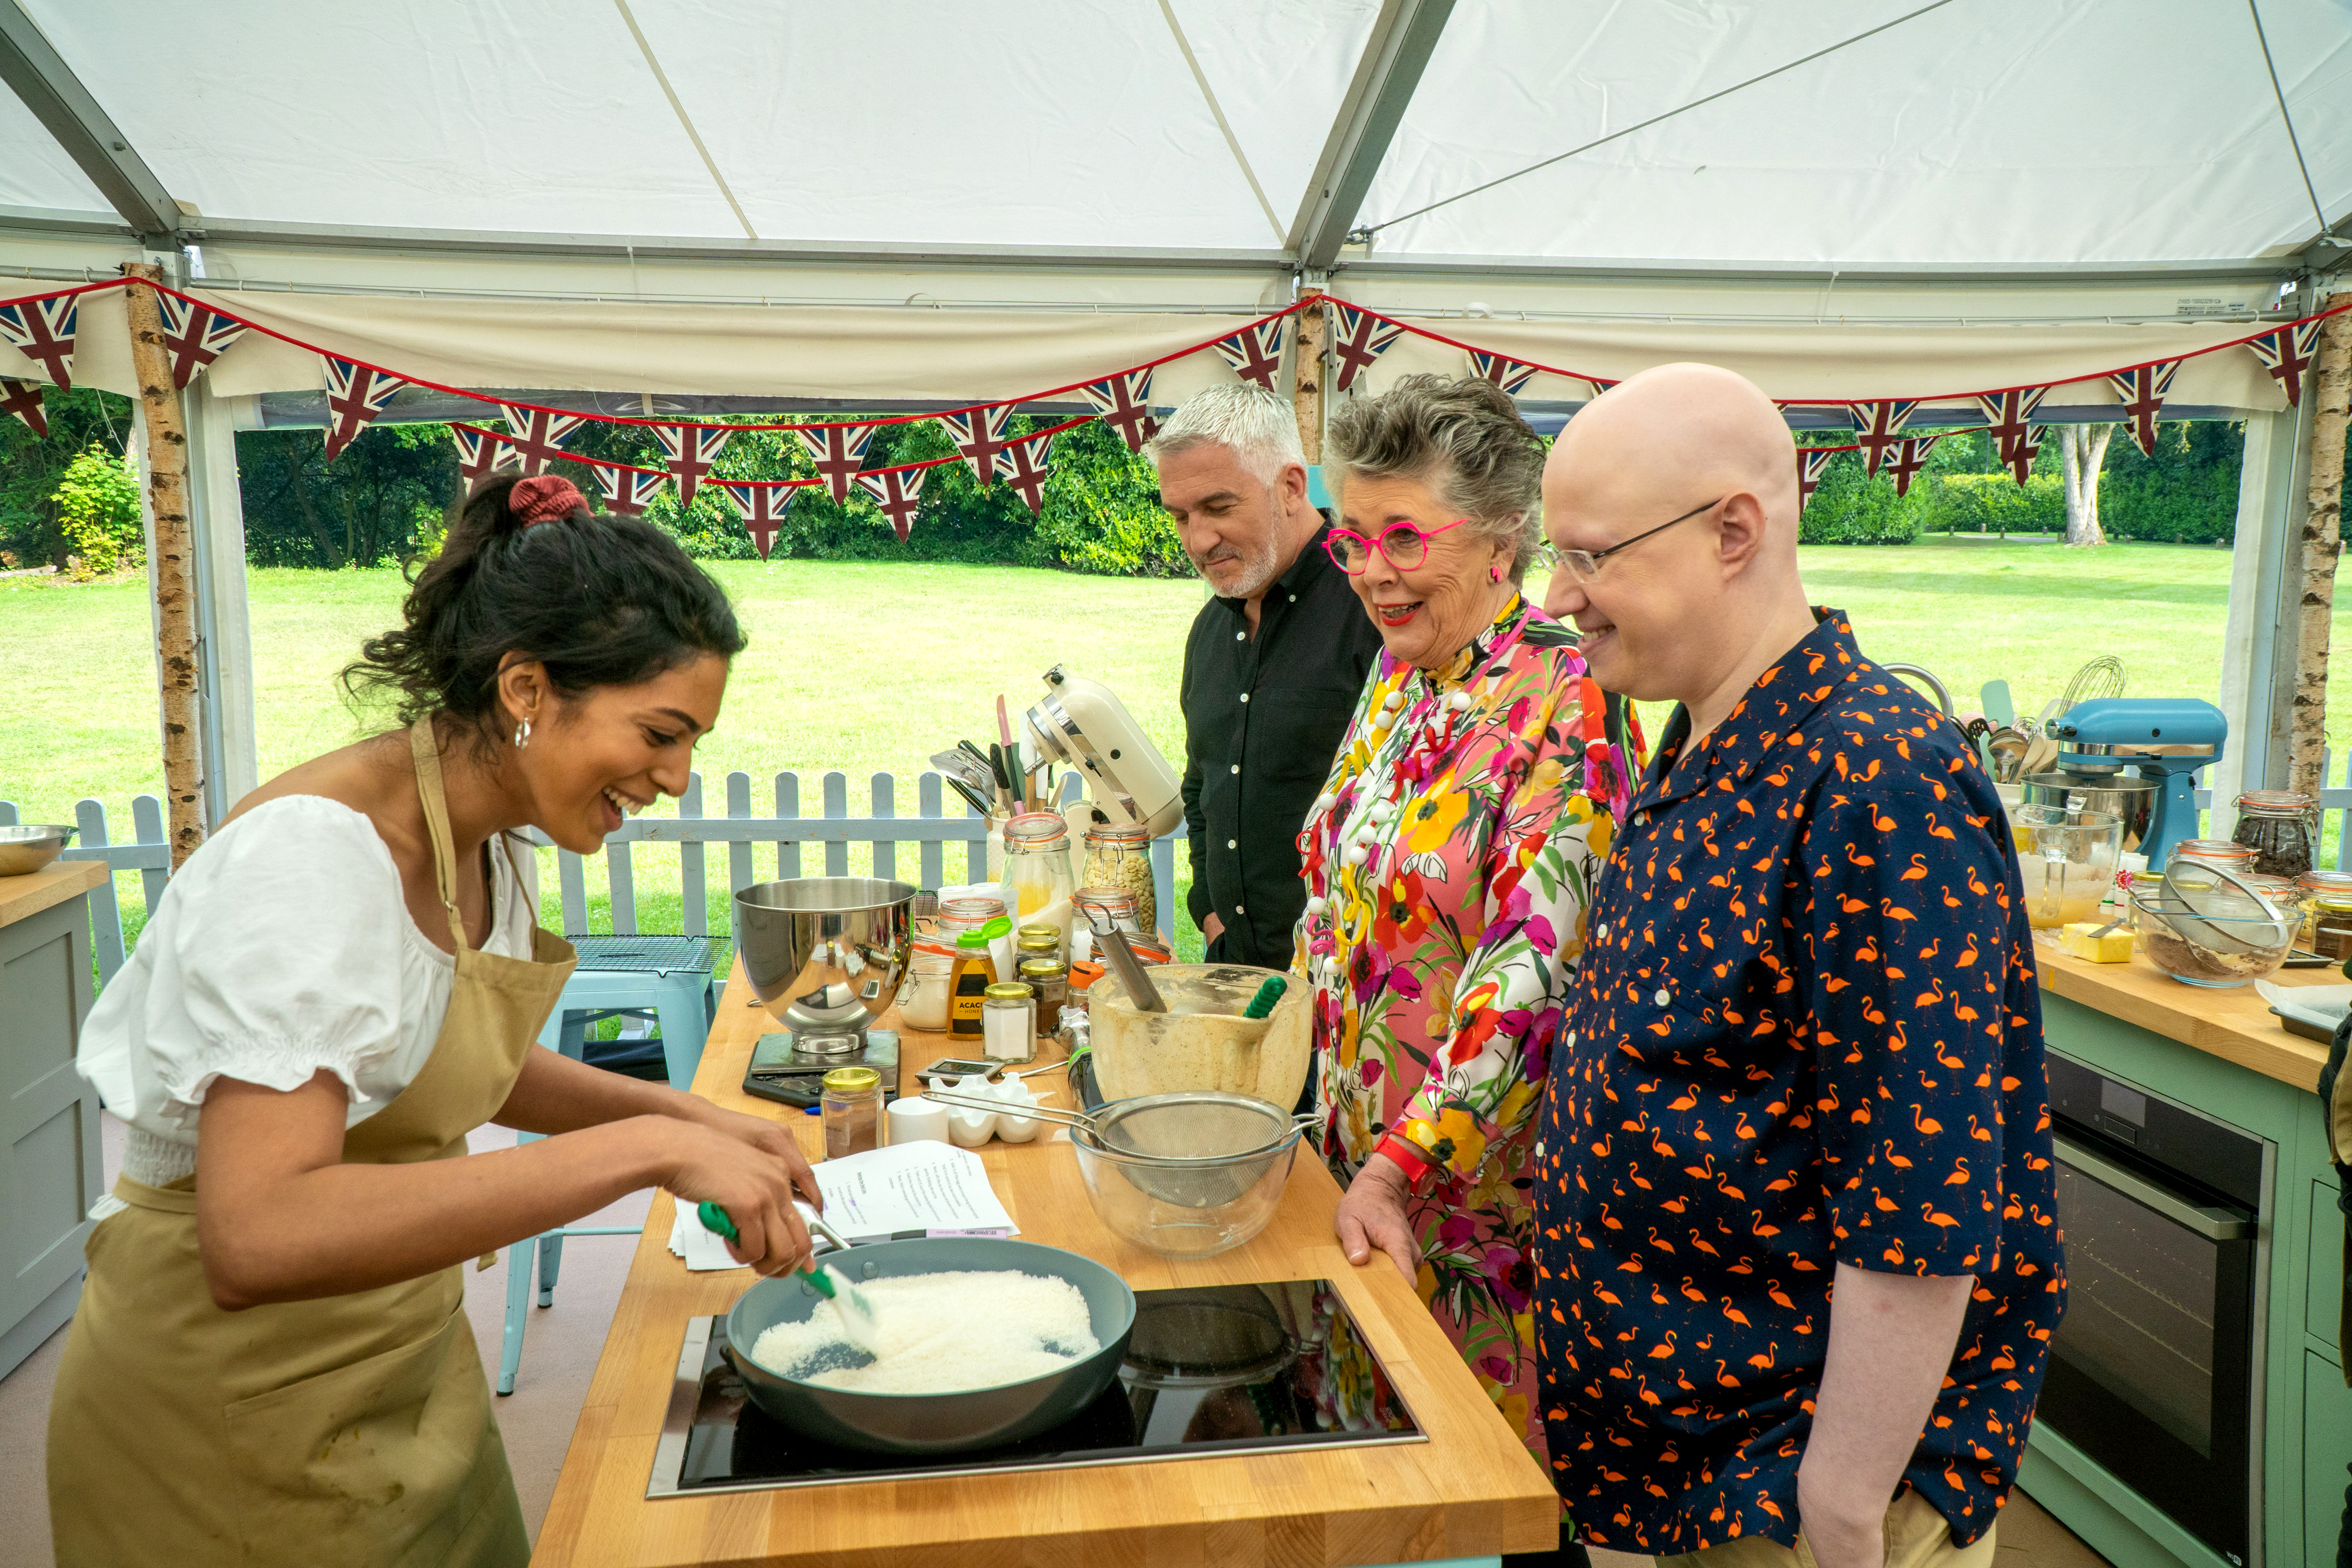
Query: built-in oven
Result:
<box><xmin>2036</xmin><ymin>1053</ymin><xmax>2270</xmax><ymax>1568</ymax></box>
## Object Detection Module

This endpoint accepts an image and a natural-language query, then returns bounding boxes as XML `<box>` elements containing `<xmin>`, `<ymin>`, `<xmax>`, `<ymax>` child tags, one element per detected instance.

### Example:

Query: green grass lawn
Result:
<box><xmin>6</xmin><ymin>538</ymin><xmax>2349</xmax><ymax>974</ymax></box>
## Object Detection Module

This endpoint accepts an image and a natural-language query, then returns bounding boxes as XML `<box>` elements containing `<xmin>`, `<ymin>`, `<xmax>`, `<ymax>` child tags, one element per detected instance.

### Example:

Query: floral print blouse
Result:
<box><xmin>1294</xmin><ymin>595</ymin><xmax>1640</xmax><ymax>1449</ymax></box>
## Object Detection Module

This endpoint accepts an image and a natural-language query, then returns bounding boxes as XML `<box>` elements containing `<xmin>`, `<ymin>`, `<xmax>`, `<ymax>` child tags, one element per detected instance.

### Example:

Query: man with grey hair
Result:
<box><xmin>1149</xmin><ymin>382</ymin><xmax>1383</xmax><ymax>969</ymax></box>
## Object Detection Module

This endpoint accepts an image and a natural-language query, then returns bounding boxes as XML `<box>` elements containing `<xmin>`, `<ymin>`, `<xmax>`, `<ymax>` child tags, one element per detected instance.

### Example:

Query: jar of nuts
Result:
<box><xmin>1082</xmin><ymin>820</ymin><xmax>1155</xmax><ymax>936</ymax></box>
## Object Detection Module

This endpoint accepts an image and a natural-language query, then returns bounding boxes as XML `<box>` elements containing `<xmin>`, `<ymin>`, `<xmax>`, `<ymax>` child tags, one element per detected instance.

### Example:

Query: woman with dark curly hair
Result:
<box><xmin>49</xmin><ymin>474</ymin><xmax>817</xmax><ymax>1568</ymax></box>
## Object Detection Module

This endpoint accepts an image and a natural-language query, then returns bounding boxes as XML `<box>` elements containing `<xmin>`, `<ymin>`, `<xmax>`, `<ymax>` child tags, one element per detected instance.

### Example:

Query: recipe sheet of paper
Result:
<box><xmin>803</xmin><ymin>1140</ymin><xmax>1017</xmax><ymax>1243</ymax></box>
<box><xmin>667</xmin><ymin>1203</ymin><xmax>750</xmax><ymax>1272</ymax></box>
<box><xmin>666</xmin><ymin>1140</ymin><xmax>1016</xmax><ymax>1272</ymax></box>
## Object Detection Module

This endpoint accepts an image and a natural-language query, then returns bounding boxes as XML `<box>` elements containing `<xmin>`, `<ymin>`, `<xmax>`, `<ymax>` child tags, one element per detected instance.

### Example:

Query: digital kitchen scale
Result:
<box><xmin>647</xmin><ymin>1278</ymin><xmax>1423</xmax><ymax>1497</ymax></box>
<box><xmin>739</xmin><ymin>1029</ymin><xmax>901</xmax><ymax>1110</ymax></box>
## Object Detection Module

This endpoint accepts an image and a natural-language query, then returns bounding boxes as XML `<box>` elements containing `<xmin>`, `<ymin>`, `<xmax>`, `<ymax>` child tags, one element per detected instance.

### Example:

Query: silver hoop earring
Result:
<box><xmin>513</xmin><ymin>719</ymin><xmax>531</xmax><ymax>750</ymax></box>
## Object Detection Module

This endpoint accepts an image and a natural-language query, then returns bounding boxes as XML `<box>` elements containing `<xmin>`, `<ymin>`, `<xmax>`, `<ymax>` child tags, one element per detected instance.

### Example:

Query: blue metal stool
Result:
<box><xmin>496</xmin><ymin>934</ymin><xmax>720</xmax><ymax>1395</ymax></box>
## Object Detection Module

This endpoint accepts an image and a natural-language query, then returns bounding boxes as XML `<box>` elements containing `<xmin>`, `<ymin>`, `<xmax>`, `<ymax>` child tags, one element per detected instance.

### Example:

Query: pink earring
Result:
<box><xmin>1489</xmin><ymin>564</ymin><xmax>1502</xmax><ymax>583</ymax></box>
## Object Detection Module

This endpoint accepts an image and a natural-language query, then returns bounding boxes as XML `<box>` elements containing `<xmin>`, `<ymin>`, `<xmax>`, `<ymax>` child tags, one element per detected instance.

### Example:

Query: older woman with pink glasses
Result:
<box><xmin>1298</xmin><ymin>375</ymin><xmax>1641</xmax><ymax>1515</ymax></box>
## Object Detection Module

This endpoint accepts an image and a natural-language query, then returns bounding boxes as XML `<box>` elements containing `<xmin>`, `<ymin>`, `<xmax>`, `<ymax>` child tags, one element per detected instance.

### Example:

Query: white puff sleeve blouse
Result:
<box><xmin>77</xmin><ymin>794</ymin><xmax>539</xmax><ymax>1192</ymax></box>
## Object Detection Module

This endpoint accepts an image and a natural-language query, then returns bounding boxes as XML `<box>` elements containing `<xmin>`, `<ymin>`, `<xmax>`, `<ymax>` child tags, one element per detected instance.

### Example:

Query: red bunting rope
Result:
<box><xmin>2</xmin><ymin>274</ymin><xmax>2342</xmax><ymax>439</ymax></box>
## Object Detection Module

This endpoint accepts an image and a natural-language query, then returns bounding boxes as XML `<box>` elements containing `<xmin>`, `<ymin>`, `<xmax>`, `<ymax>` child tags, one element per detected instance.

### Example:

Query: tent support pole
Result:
<box><xmin>2212</xmin><ymin>397</ymin><xmax>2313</xmax><ymax>833</ymax></box>
<box><xmin>2288</xmin><ymin>296</ymin><xmax>2350</xmax><ymax>798</ymax></box>
<box><xmin>120</xmin><ymin>262</ymin><xmax>205</xmax><ymax>869</ymax></box>
<box><xmin>184</xmin><ymin>379</ymin><xmax>259</xmax><ymax>814</ymax></box>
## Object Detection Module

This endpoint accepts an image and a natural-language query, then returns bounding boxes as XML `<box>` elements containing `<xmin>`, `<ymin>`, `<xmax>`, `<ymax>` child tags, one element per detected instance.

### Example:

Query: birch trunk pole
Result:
<box><xmin>1292</xmin><ymin>297</ymin><xmax>1326</xmax><ymax>463</ymax></box>
<box><xmin>2288</xmin><ymin>297</ymin><xmax>2351</xmax><ymax>798</ymax></box>
<box><xmin>121</xmin><ymin>263</ymin><xmax>205</xmax><ymax>868</ymax></box>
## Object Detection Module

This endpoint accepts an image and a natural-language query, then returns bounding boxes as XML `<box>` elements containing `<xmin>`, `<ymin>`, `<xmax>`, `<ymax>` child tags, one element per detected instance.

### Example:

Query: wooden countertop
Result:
<box><xmin>2033</xmin><ymin>933</ymin><xmax>2337</xmax><ymax>1093</ymax></box>
<box><xmin>0</xmin><ymin>859</ymin><xmax>103</xmax><ymax>930</ymax></box>
<box><xmin>532</xmin><ymin>968</ymin><xmax>1559</xmax><ymax>1568</ymax></box>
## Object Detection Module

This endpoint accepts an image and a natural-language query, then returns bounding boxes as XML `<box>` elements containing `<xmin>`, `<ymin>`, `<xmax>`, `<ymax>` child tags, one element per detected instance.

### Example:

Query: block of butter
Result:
<box><xmin>2060</xmin><ymin>921</ymin><xmax>2134</xmax><ymax>962</ymax></box>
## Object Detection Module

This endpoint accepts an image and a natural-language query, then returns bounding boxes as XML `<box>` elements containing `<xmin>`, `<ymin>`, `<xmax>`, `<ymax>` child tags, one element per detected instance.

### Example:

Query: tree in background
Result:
<box><xmin>2056</xmin><ymin>423</ymin><xmax>2116</xmax><ymax>546</ymax></box>
<box><xmin>0</xmin><ymin>385</ymin><xmax>136</xmax><ymax>570</ymax></box>
<box><xmin>226</xmin><ymin>412</ymin><xmax>1189</xmax><ymax>576</ymax></box>
<box><xmin>235</xmin><ymin>423</ymin><xmax>458</xmax><ymax>568</ymax></box>
<box><xmin>54</xmin><ymin>444</ymin><xmax>143</xmax><ymax>577</ymax></box>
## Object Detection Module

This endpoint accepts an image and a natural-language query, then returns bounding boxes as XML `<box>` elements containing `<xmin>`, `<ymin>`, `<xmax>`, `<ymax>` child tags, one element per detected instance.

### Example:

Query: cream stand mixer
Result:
<box><xmin>1019</xmin><ymin>664</ymin><xmax>1185</xmax><ymax>839</ymax></box>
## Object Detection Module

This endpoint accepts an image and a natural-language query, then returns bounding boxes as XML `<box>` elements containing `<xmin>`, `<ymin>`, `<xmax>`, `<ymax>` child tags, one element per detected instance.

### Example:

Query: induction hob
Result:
<box><xmin>649</xmin><ymin>1277</ymin><xmax>1422</xmax><ymax>1497</ymax></box>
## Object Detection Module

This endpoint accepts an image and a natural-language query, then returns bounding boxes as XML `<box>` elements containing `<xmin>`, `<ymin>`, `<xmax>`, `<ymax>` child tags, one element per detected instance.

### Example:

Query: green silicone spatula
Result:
<box><xmin>1980</xmin><ymin>680</ymin><xmax>2016</xmax><ymax>732</ymax></box>
<box><xmin>697</xmin><ymin>1200</ymin><xmax>883</xmax><ymax>1354</ymax></box>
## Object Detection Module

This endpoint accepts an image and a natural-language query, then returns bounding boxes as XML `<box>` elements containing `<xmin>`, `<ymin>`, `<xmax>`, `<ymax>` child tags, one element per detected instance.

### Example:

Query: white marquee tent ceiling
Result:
<box><xmin>2</xmin><ymin>0</ymin><xmax>2347</xmax><ymax>270</ymax></box>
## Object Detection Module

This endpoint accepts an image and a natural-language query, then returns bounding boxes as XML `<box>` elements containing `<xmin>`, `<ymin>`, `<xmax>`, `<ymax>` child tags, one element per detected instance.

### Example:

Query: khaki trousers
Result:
<box><xmin>1648</xmin><ymin>1491</ymin><xmax>1998</xmax><ymax>1568</ymax></box>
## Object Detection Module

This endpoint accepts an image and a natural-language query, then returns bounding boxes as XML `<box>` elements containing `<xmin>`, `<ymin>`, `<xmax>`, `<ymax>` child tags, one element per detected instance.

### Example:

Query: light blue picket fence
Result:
<box><xmin>2</xmin><ymin>768</ymin><xmax>1178</xmax><ymax>989</ymax></box>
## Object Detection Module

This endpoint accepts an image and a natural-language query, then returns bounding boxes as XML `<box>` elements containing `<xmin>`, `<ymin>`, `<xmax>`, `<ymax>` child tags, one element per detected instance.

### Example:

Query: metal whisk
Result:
<box><xmin>2059</xmin><ymin>656</ymin><xmax>2126</xmax><ymax>709</ymax></box>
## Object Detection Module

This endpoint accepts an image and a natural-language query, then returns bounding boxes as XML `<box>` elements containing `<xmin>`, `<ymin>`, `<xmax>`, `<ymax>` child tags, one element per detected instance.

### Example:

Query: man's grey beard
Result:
<box><xmin>1215</xmin><ymin>535</ymin><xmax>1284</xmax><ymax>599</ymax></box>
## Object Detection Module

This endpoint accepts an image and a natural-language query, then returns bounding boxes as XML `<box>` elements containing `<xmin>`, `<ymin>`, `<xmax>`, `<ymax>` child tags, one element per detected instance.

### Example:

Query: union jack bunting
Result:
<box><xmin>1212</xmin><ymin>318</ymin><xmax>1286</xmax><ymax>392</ymax></box>
<box><xmin>797</xmin><ymin>422</ymin><xmax>877</xmax><ymax>503</ymax></box>
<box><xmin>321</xmin><ymin>356</ymin><xmax>403</xmax><ymax>460</ymax></box>
<box><xmin>2106</xmin><ymin>361</ymin><xmax>2180</xmax><ymax>456</ymax></box>
<box><xmin>725</xmin><ymin>481</ymin><xmax>801</xmax><ymax>560</ymax></box>
<box><xmin>2247</xmin><ymin>318</ymin><xmax>2324</xmax><ymax>407</ymax></box>
<box><xmin>1328</xmin><ymin>302</ymin><xmax>1403</xmax><ymax>392</ymax></box>
<box><xmin>655</xmin><ymin>424</ymin><xmax>732</xmax><ymax>508</ymax></box>
<box><xmin>0</xmin><ymin>294</ymin><xmax>77</xmax><ymax>387</ymax></box>
<box><xmin>1000</xmin><ymin>432</ymin><xmax>1057</xmax><ymax>514</ymax></box>
<box><xmin>1845</xmin><ymin>400</ymin><xmax>1919</xmax><ymax>478</ymax></box>
<box><xmin>857</xmin><ymin>466</ymin><xmax>929</xmax><ymax>541</ymax></box>
<box><xmin>1884</xmin><ymin>435</ymin><xmax>1942</xmax><ymax>498</ymax></box>
<box><xmin>451</xmin><ymin>424</ymin><xmax>515</xmax><ymax>488</ymax></box>
<box><xmin>500</xmin><ymin>403</ymin><xmax>586</xmax><ymax>476</ymax></box>
<box><xmin>1973</xmin><ymin>388</ymin><xmax>2048</xmax><ymax>486</ymax></box>
<box><xmin>1468</xmin><ymin>349</ymin><xmax>1541</xmax><ymax>396</ymax></box>
<box><xmin>591</xmin><ymin>462</ymin><xmax>667</xmax><ymax>517</ymax></box>
<box><xmin>1796</xmin><ymin>446</ymin><xmax>1837</xmax><ymax>510</ymax></box>
<box><xmin>1080</xmin><ymin>369</ymin><xmax>1158</xmax><ymax>453</ymax></box>
<box><xmin>939</xmin><ymin>405</ymin><xmax>1015</xmax><ymax>485</ymax></box>
<box><xmin>154</xmin><ymin>294</ymin><xmax>248</xmax><ymax>389</ymax></box>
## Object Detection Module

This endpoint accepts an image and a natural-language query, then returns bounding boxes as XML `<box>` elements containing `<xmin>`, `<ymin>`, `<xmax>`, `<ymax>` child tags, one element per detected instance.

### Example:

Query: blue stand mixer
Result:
<box><xmin>2051</xmin><ymin>698</ymin><xmax>2227</xmax><ymax>870</ymax></box>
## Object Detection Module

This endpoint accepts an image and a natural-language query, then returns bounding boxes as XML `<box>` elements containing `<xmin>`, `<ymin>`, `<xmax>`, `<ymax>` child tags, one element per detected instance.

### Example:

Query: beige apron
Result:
<box><xmin>49</xmin><ymin>722</ymin><xmax>576</xmax><ymax>1567</ymax></box>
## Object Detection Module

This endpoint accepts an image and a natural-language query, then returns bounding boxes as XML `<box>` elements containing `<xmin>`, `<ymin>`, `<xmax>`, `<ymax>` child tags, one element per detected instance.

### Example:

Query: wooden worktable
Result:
<box><xmin>2033</xmin><ymin>934</ymin><xmax>2339</xmax><ymax>1092</ymax></box>
<box><xmin>0</xmin><ymin>858</ymin><xmax>102</xmax><ymax>930</ymax></box>
<box><xmin>533</xmin><ymin>968</ymin><xmax>1559</xmax><ymax>1568</ymax></box>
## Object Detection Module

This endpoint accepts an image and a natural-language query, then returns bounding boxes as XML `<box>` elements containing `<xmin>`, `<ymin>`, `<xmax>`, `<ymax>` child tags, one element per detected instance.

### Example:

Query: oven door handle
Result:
<box><xmin>2053</xmin><ymin>1134</ymin><xmax>2254</xmax><ymax>1241</ymax></box>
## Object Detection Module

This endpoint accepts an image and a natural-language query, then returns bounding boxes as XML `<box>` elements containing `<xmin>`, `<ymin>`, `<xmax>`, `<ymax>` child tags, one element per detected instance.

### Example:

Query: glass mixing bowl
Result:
<box><xmin>2013</xmin><ymin>806</ymin><xmax>2124</xmax><ymax>931</ymax></box>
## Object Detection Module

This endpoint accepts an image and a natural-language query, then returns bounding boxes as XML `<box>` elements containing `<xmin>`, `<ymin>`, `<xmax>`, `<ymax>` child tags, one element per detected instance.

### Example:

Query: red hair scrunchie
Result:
<box><xmin>509</xmin><ymin>474</ymin><xmax>586</xmax><ymax>526</ymax></box>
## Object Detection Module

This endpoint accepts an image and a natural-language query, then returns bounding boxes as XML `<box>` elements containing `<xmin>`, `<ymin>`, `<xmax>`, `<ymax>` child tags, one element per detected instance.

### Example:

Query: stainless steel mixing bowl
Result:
<box><xmin>2020</xmin><ymin>771</ymin><xmax>2157</xmax><ymax>852</ymax></box>
<box><xmin>0</xmin><ymin>824</ymin><xmax>75</xmax><ymax>876</ymax></box>
<box><xmin>734</xmin><ymin>877</ymin><xmax>917</xmax><ymax>1032</ymax></box>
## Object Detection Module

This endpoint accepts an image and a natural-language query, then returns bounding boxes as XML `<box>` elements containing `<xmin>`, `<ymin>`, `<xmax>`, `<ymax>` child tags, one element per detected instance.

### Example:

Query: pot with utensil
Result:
<box><xmin>722</xmin><ymin>1236</ymin><xmax>1136</xmax><ymax>1455</ymax></box>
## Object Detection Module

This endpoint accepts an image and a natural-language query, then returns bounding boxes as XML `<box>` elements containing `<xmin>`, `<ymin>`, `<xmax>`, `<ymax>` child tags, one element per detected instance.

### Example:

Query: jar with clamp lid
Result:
<box><xmin>1082</xmin><ymin>820</ymin><xmax>1155</xmax><ymax>936</ymax></box>
<box><xmin>2170</xmin><ymin>839</ymin><xmax>2256</xmax><ymax>875</ymax></box>
<box><xmin>1003</xmin><ymin>811</ymin><xmax>1077</xmax><ymax>940</ymax></box>
<box><xmin>2298</xmin><ymin>870</ymin><xmax>2352</xmax><ymax>959</ymax></box>
<box><xmin>821</xmin><ymin>1066</ymin><xmax>882</xmax><ymax>1158</ymax></box>
<box><xmin>2231</xmin><ymin>790</ymin><xmax>2318</xmax><ymax>879</ymax></box>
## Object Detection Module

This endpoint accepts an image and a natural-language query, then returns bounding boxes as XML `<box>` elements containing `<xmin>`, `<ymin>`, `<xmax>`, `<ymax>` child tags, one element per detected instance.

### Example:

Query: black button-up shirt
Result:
<box><xmin>1180</xmin><ymin>522</ymin><xmax>1384</xmax><ymax>969</ymax></box>
<box><xmin>1535</xmin><ymin>609</ymin><xmax>2064</xmax><ymax>1553</ymax></box>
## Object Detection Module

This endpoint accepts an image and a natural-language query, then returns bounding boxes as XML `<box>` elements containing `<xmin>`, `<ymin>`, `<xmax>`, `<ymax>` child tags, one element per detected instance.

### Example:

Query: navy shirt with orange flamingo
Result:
<box><xmin>1533</xmin><ymin>610</ymin><xmax>2064</xmax><ymax>1553</ymax></box>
